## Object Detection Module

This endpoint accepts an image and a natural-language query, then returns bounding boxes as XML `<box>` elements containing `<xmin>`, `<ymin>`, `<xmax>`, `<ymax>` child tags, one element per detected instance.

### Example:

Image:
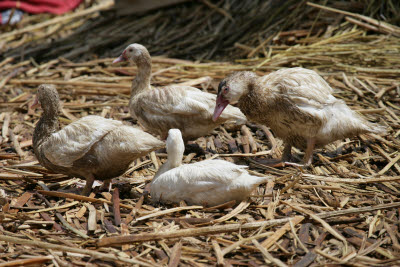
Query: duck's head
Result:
<box><xmin>166</xmin><ymin>129</ymin><xmax>185</xmax><ymax>157</ymax></box>
<box><xmin>213</xmin><ymin>71</ymin><xmax>256</xmax><ymax>121</ymax></box>
<box><xmin>31</xmin><ymin>84</ymin><xmax>60</xmax><ymax>114</ymax></box>
<box><xmin>113</xmin><ymin>43</ymin><xmax>150</xmax><ymax>64</ymax></box>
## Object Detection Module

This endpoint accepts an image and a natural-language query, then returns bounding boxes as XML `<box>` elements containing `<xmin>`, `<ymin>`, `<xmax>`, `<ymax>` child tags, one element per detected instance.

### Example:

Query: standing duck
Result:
<box><xmin>150</xmin><ymin>129</ymin><xmax>268</xmax><ymax>206</ymax></box>
<box><xmin>32</xmin><ymin>84</ymin><xmax>164</xmax><ymax>196</ymax></box>
<box><xmin>213</xmin><ymin>68</ymin><xmax>386</xmax><ymax>166</ymax></box>
<box><xmin>113</xmin><ymin>43</ymin><xmax>246</xmax><ymax>142</ymax></box>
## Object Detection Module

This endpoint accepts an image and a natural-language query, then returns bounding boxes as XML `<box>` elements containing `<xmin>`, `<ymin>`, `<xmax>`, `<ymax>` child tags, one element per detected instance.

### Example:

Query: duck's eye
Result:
<box><xmin>224</xmin><ymin>87</ymin><xmax>229</xmax><ymax>93</ymax></box>
<box><xmin>128</xmin><ymin>48</ymin><xmax>133</xmax><ymax>52</ymax></box>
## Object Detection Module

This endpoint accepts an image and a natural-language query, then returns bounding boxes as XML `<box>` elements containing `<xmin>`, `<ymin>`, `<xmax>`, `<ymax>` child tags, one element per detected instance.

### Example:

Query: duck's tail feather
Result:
<box><xmin>253</xmin><ymin>175</ymin><xmax>270</xmax><ymax>186</ymax></box>
<box><xmin>363</xmin><ymin>121</ymin><xmax>387</xmax><ymax>135</ymax></box>
<box><xmin>321</xmin><ymin>100</ymin><xmax>387</xmax><ymax>139</ymax></box>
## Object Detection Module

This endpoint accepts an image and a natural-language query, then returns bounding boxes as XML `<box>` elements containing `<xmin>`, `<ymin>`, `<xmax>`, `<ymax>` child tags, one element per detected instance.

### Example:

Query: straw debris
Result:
<box><xmin>1</xmin><ymin>0</ymin><xmax>400</xmax><ymax>266</ymax></box>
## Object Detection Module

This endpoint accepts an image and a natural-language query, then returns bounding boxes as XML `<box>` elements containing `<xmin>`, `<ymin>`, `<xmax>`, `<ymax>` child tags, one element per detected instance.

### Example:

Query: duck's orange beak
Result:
<box><xmin>213</xmin><ymin>94</ymin><xmax>229</xmax><ymax>121</ymax></box>
<box><xmin>30</xmin><ymin>95</ymin><xmax>40</xmax><ymax>109</ymax></box>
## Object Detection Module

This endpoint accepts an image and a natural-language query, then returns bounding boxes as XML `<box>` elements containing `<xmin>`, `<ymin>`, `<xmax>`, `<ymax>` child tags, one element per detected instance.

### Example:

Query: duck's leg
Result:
<box><xmin>303</xmin><ymin>137</ymin><xmax>316</xmax><ymax>166</ymax></box>
<box><xmin>81</xmin><ymin>174</ymin><xmax>95</xmax><ymax>196</ymax></box>
<box><xmin>282</xmin><ymin>144</ymin><xmax>292</xmax><ymax>162</ymax></box>
<box><xmin>283</xmin><ymin>138</ymin><xmax>315</xmax><ymax>167</ymax></box>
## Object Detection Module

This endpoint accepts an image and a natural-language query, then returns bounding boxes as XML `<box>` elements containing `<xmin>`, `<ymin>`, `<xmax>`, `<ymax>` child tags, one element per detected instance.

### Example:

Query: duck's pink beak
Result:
<box><xmin>213</xmin><ymin>94</ymin><xmax>229</xmax><ymax>121</ymax></box>
<box><xmin>113</xmin><ymin>50</ymin><xmax>128</xmax><ymax>64</ymax></box>
<box><xmin>112</xmin><ymin>55</ymin><xmax>126</xmax><ymax>64</ymax></box>
<box><xmin>30</xmin><ymin>95</ymin><xmax>40</xmax><ymax>109</ymax></box>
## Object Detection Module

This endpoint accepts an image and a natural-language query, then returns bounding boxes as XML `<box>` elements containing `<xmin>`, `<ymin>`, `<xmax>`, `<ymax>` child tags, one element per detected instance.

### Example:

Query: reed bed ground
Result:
<box><xmin>0</xmin><ymin>0</ymin><xmax>400</xmax><ymax>266</ymax></box>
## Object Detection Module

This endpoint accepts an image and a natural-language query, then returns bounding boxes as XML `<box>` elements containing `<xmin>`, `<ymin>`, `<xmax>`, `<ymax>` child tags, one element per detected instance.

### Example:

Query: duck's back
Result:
<box><xmin>151</xmin><ymin>159</ymin><xmax>266</xmax><ymax>206</ymax></box>
<box><xmin>131</xmin><ymin>86</ymin><xmax>246</xmax><ymax>140</ymax></box>
<box><xmin>260</xmin><ymin>67</ymin><xmax>333</xmax><ymax>102</ymax></box>
<box><xmin>38</xmin><ymin>115</ymin><xmax>163</xmax><ymax>180</ymax></box>
<box><xmin>39</xmin><ymin>116</ymin><xmax>121</xmax><ymax>167</ymax></box>
<box><xmin>85</xmin><ymin>125</ymin><xmax>164</xmax><ymax>179</ymax></box>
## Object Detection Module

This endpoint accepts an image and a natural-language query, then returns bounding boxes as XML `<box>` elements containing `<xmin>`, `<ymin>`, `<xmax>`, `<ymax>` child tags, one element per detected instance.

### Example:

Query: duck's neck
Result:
<box><xmin>166</xmin><ymin>152</ymin><xmax>183</xmax><ymax>169</ymax></box>
<box><xmin>237</xmin><ymin>74</ymin><xmax>260</xmax><ymax>112</ymax></box>
<box><xmin>33</xmin><ymin>109</ymin><xmax>60</xmax><ymax>150</ymax></box>
<box><xmin>153</xmin><ymin>149</ymin><xmax>183</xmax><ymax>180</ymax></box>
<box><xmin>130</xmin><ymin>56</ymin><xmax>152</xmax><ymax>97</ymax></box>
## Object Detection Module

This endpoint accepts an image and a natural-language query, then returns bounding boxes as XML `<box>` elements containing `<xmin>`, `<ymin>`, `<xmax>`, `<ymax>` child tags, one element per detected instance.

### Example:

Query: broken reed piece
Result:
<box><xmin>97</xmin><ymin>217</ymin><xmax>299</xmax><ymax>247</ymax></box>
<box><xmin>241</xmin><ymin>125</ymin><xmax>257</xmax><ymax>153</ymax></box>
<box><xmin>9</xmin><ymin>129</ymin><xmax>26</xmax><ymax>158</ymax></box>
<box><xmin>112</xmin><ymin>187</ymin><xmax>121</xmax><ymax>226</ymax></box>
<box><xmin>374</xmin><ymin>84</ymin><xmax>398</xmax><ymax>101</ymax></box>
<box><xmin>341</xmin><ymin>72</ymin><xmax>364</xmax><ymax>98</ymax></box>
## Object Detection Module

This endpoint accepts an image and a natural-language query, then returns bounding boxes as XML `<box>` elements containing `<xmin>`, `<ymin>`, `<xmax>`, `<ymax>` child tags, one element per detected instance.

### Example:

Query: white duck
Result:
<box><xmin>213</xmin><ymin>68</ymin><xmax>387</xmax><ymax>166</ymax></box>
<box><xmin>150</xmin><ymin>129</ymin><xmax>268</xmax><ymax>206</ymax></box>
<box><xmin>113</xmin><ymin>43</ymin><xmax>246</xmax><ymax>142</ymax></box>
<box><xmin>32</xmin><ymin>84</ymin><xmax>164</xmax><ymax>196</ymax></box>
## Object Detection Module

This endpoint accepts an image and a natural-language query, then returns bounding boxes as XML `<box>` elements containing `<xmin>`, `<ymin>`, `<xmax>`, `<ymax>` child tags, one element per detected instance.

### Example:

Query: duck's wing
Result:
<box><xmin>261</xmin><ymin>68</ymin><xmax>340</xmax><ymax>127</ymax></box>
<box><xmin>137</xmin><ymin>86</ymin><xmax>246</xmax><ymax>122</ymax></box>
<box><xmin>175</xmin><ymin>87</ymin><xmax>246</xmax><ymax>123</ymax></box>
<box><xmin>176</xmin><ymin>87</ymin><xmax>219</xmax><ymax>114</ymax></box>
<box><xmin>264</xmin><ymin>67</ymin><xmax>334</xmax><ymax>107</ymax></box>
<box><xmin>110</xmin><ymin>126</ymin><xmax>164</xmax><ymax>152</ymax></box>
<box><xmin>42</xmin><ymin>116</ymin><xmax>122</xmax><ymax>168</ymax></box>
<box><xmin>136</xmin><ymin>86</ymin><xmax>214</xmax><ymax>117</ymax></box>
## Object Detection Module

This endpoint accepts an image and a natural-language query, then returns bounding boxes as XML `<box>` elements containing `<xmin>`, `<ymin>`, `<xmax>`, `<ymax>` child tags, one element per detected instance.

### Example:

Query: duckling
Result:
<box><xmin>32</xmin><ymin>84</ymin><xmax>164</xmax><ymax>196</ymax></box>
<box><xmin>113</xmin><ymin>43</ymin><xmax>246</xmax><ymax>144</ymax></box>
<box><xmin>213</xmin><ymin>68</ymin><xmax>386</xmax><ymax>166</ymax></box>
<box><xmin>150</xmin><ymin>129</ymin><xmax>268</xmax><ymax>206</ymax></box>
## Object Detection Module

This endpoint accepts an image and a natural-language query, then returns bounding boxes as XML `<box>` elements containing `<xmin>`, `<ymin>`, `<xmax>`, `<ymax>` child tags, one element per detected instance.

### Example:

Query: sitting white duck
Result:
<box><xmin>150</xmin><ymin>129</ymin><xmax>268</xmax><ymax>206</ymax></box>
<box><xmin>32</xmin><ymin>84</ymin><xmax>164</xmax><ymax>196</ymax></box>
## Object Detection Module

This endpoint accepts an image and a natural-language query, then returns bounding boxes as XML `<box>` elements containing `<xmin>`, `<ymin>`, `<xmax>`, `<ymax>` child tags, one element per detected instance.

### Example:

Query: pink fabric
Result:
<box><xmin>0</xmin><ymin>0</ymin><xmax>83</xmax><ymax>15</ymax></box>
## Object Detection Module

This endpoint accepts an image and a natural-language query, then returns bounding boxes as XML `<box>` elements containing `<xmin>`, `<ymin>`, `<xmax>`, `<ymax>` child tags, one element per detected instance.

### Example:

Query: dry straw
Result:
<box><xmin>0</xmin><ymin>0</ymin><xmax>400</xmax><ymax>266</ymax></box>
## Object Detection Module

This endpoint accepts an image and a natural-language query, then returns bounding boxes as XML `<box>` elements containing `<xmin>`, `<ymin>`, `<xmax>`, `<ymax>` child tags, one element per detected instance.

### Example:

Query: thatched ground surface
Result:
<box><xmin>1</xmin><ymin>1</ymin><xmax>400</xmax><ymax>266</ymax></box>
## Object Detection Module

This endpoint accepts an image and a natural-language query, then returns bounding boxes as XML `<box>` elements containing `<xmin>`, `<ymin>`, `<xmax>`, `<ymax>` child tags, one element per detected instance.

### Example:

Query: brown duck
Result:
<box><xmin>213</xmin><ymin>68</ymin><xmax>386</xmax><ymax>166</ymax></box>
<box><xmin>113</xmin><ymin>43</ymin><xmax>247</xmax><ymax>142</ymax></box>
<box><xmin>32</xmin><ymin>84</ymin><xmax>164</xmax><ymax>195</ymax></box>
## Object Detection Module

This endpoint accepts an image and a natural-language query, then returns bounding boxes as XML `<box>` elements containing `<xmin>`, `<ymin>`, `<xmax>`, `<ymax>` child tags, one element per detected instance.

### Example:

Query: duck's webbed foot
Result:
<box><xmin>281</xmin><ymin>138</ymin><xmax>315</xmax><ymax>168</ymax></box>
<box><xmin>253</xmin><ymin>140</ymin><xmax>316</xmax><ymax>168</ymax></box>
<box><xmin>99</xmin><ymin>179</ymin><xmax>112</xmax><ymax>192</ymax></box>
<box><xmin>256</xmin><ymin>144</ymin><xmax>296</xmax><ymax>168</ymax></box>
